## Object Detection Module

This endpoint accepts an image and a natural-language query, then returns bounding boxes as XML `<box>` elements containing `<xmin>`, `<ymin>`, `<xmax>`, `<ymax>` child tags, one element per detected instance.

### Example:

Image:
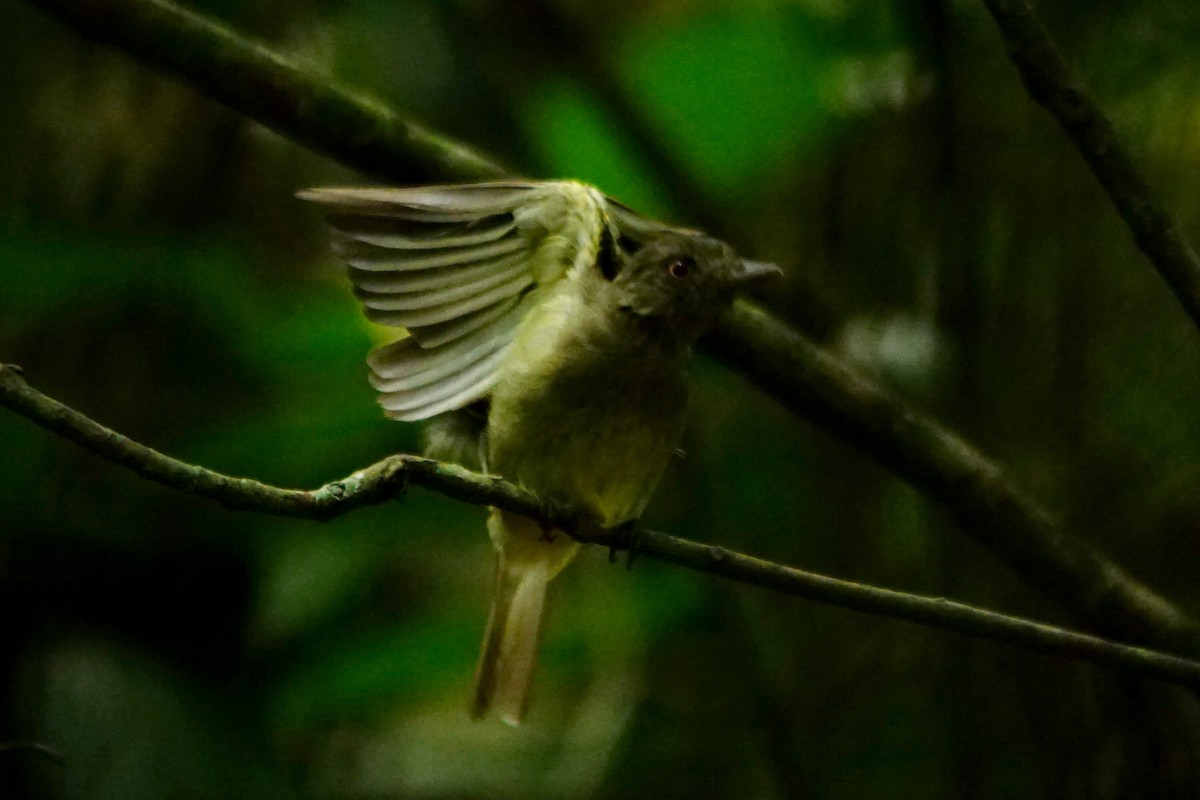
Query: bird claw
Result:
<box><xmin>538</xmin><ymin>497</ymin><xmax>577</xmax><ymax>542</ymax></box>
<box><xmin>607</xmin><ymin>520</ymin><xmax>640</xmax><ymax>571</ymax></box>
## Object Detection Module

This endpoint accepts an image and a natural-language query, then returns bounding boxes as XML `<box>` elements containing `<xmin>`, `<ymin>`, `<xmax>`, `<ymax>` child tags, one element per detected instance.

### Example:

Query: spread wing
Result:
<box><xmin>603</xmin><ymin>196</ymin><xmax>696</xmax><ymax>247</ymax></box>
<box><xmin>298</xmin><ymin>181</ymin><xmax>616</xmax><ymax>421</ymax></box>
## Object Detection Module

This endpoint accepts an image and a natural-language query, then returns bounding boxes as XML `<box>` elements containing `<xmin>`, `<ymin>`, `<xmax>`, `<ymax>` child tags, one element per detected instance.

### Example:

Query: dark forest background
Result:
<box><xmin>2</xmin><ymin>0</ymin><xmax>1200</xmax><ymax>797</ymax></box>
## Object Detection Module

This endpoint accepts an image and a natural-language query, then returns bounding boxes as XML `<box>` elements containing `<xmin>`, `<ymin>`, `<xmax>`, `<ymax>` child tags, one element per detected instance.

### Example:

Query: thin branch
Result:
<box><xmin>638</xmin><ymin>530</ymin><xmax>1200</xmax><ymax>692</ymax></box>
<box><xmin>0</xmin><ymin>364</ymin><xmax>528</xmax><ymax>522</ymax></box>
<box><xmin>707</xmin><ymin>303</ymin><xmax>1200</xmax><ymax>655</ymax></box>
<box><xmin>14</xmin><ymin>0</ymin><xmax>1200</xmax><ymax>658</ymax></box>
<box><xmin>4</xmin><ymin>362</ymin><xmax>1200</xmax><ymax>693</ymax></box>
<box><xmin>979</xmin><ymin>0</ymin><xmax>1200</xmax><ymax>332</ymax></box>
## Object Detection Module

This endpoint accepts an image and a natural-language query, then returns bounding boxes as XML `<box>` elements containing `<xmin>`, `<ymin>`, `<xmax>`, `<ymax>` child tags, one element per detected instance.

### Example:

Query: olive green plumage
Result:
<box><xmin>301</xmin><ymin>180</ymin><xmax>780</xmax><ymax>725</ymax></box>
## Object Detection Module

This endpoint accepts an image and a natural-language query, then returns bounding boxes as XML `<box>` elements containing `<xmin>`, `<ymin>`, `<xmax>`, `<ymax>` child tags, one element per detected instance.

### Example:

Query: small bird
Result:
<box><xmin>299</xmin><ymin>181</ymin><xmax>780</xmax><ymax>725</ymax></box>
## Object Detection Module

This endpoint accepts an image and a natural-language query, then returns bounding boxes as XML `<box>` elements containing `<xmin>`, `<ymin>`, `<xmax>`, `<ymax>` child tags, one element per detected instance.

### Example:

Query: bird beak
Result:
<box><xmin>730</xmin><ymin>259</ymin><xmax>784</xmax><ymax>287</ymax></box>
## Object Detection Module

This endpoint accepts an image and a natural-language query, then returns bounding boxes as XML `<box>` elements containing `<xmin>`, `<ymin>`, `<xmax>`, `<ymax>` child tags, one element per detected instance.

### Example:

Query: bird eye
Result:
<box><xmin>667</xmin><ymin>257</ymin><xmax>694</xmax><ymax>279</ymax></box>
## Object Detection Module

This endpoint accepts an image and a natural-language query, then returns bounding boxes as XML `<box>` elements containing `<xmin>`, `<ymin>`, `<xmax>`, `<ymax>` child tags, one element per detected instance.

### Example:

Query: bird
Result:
<box><xmin>298</xmin><ymin>180</ymin><xmax>781</xmax><ymax>725</ymax></box>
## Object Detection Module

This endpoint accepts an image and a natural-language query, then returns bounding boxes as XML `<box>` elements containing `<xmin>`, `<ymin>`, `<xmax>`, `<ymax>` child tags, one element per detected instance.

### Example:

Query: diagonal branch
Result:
<box><xmin>5</xmin><ymin>361</ymin><xmax>1200</xmax><ymax>692</ymax></box>
<box><xmin>20</xmin><ymin>0</ymin><xmax>507</xmax><ymax>183</ymax></box>
<box><xmin>978</xmin><ymin>0</ymin><xmax>1200</xmax><ymax>332</ymax></box>
<box><xmin>708</xmin><ymin>304</ymin><xmax>1200</xmax><ymax>657</ymax></box>
<box><xmin>14</xmin><ymin>0</ymin><xmax>1200</xmax><ymax>658</ymax></box>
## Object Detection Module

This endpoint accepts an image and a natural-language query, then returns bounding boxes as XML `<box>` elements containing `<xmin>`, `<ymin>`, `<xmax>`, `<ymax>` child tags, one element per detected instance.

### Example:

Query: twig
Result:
<box><xmin>14</xmin><ymin>0</ymin><xmax>1200</xmax><ymax>657</ymax></box>
<box><xmin>979</xmin><ymin>0</ymin><xmax>1200</xmax><ymax>332</ymax></box>
<box><xmin>4</xmin><ymin>363</ymin><xmax>1200</xmax><ymax>692</ymax></box>
<box><xmin>0</xmin><ymin>364</ymin><xmax>528</xmax><ymax>522</ymax></box>
<box><xmin>637</xmin><ymin>530</ymin><xmax>1200</xmax><ymax>691</ymax></box>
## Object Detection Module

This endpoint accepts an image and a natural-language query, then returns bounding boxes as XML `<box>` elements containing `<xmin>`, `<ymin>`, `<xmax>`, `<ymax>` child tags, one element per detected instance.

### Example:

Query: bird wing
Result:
<box><xmin>299</xmin><ymin>181</ymin><xmax>618</xmax><ymax>421</ymax></box>
<box><xmin>603</xmin><ymin>196</ymin><xmax>697</xmax><ymax>246</ymax></box>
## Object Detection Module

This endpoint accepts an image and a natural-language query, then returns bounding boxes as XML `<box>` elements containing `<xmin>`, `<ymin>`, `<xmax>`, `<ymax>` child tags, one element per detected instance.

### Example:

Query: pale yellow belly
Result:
<box><xmin>486</xmin><ymin>305</ymin><xmax>688</xmax><ymax>528</ymax></box>
<box><xmin>489</xmin><ymin>387</ymin><xmax>686</xmax><ymax>527</ymax></box>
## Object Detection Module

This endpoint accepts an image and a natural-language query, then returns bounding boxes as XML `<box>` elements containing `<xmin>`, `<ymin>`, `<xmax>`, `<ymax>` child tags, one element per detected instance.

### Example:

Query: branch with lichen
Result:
<box><xmin>13</xmin><ymin>0</ymin><xmax>1200</xmax><ymax>660</ymax></box>
<box><xmin>4</xmin><ymin>361</ymin><xmax>1200</xmax><ymax>692</ymax></box>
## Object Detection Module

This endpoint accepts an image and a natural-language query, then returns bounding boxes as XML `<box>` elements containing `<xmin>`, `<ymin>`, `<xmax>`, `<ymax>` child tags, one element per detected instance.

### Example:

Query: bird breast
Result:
<box><xmin>486</xmin><ymin>285</ymin><xmax>689</xmax><ymax>527</ymax></box>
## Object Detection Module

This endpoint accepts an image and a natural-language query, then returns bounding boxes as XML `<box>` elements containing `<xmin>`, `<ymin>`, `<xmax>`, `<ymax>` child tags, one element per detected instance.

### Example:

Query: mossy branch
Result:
<box><xmin>14</xmin><ymin>0</ymin><xmax>1200</xmax><ymax>660</ymax></box>
<box><xmin>4</xmin><ymin>361</ymin><xmax>1200</xmax><ymax>692</ymax></box>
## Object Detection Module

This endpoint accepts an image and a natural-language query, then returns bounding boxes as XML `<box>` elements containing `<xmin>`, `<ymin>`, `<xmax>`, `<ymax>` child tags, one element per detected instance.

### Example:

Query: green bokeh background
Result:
<box><xmin>2</xmin><ymin>0</ymin><xmax>1200</xmax><ymax>798</ymax></box>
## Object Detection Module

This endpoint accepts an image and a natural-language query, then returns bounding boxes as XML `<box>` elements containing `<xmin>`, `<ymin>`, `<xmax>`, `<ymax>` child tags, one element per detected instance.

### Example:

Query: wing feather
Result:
<box><xmin>329</xmin><ymin>217</ymin><xmax>517</xmax><ymax>252</ymax></box>
<box><xmin>390</xmin><ymin>370</ymin><xmax>500</xmax><ymax>422</ymax></box>
<box><xmin>362</xmin><ymin>273</ymin><xmax>533</xmax><ymax>328</ymax></box>
<box><xmin>301</xmin><ymin>181</ymin><xmax>611</xmax><ymax>420</ymax></box>
<box><xmin>352</xmin><ymin>257</ymin><xmax>530</xmax><ymax>312</ymax></box>
<box><xmin>369</xmin><ymin>327</ymin><xmax>510</xmax><ymax>394</ymax></box>
<box><xmin>604</xmin><ymin>198</ymin><xmax>696</xmax><ymax>248</ymax></box>
<box><xmin>334</xmin><ymin>233</ymin><xmax>525</xmax><ymax>271</ymax></box>
<box><xmin>350</xmin><ymin>251</ymin><xmax>527</xmax><ymax>294</ymax></box>
<box><xmin>408</xmin><ymin>296</ymin><xmax>523</xmax><ymax>349</ymax></box>
<box><xmin>378</xmin><ymin>346</ymin><xmax>510</xmax><ymax>419</ymax></box>
<box><xmin>352</xmin><ymin>252</ymin><xmax>529</xmax><ymax>305</ymax></box>
<box><xmin>297</xmin><ymin>184</ymin><xmax>538</xmax><ymax>216</ymax></box>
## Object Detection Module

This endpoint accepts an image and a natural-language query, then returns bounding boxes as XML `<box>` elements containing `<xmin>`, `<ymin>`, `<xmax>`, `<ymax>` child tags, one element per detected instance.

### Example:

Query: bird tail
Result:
<box><xmin>471</xmin><ymin>510</ymin><xmax>578</xmax><ymax>726</ymax></box>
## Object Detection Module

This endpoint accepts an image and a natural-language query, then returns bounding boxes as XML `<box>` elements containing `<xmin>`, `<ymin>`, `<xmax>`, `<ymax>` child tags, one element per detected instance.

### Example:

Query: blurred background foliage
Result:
<box><xmin>1</xmin><ymin>0</ymin><xmax>1200</xmax><ymax>797</ymax></box>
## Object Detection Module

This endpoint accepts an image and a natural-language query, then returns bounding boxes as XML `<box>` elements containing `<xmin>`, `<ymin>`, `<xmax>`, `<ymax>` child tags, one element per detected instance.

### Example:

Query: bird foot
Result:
<box><xmin>607</xmin><ymin>520</ymin><xmax>641</xmax><ymax>571</ymax></box>
<box><xmin>538</xmin><ymin>497</ymin><xmax>578</xmax><ymax>542</ymax></box>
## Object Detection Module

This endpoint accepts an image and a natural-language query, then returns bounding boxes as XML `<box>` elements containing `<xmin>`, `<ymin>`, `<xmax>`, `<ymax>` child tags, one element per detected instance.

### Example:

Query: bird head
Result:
<box><xmin>610</xmin><ymin>232</ymin><xmax>782</xmax><ymax>340</ymax></box>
